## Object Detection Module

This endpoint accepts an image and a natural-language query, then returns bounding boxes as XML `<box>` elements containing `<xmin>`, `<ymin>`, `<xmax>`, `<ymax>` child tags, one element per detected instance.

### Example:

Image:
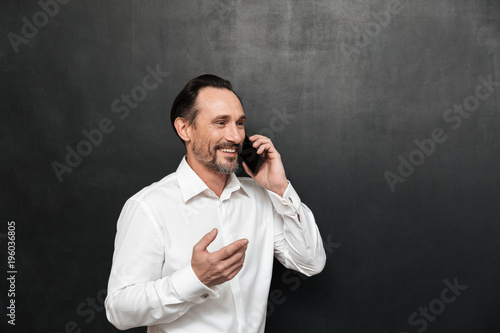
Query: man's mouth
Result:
<box><xmin>219</xmin><ymin>148</ymin><xmax>237</xmax><ymax>153</ymax></box>
<box><xmin>217</xmin><ymin>143</ymin><xmax>241</xmax><ymax>154</ymax></box>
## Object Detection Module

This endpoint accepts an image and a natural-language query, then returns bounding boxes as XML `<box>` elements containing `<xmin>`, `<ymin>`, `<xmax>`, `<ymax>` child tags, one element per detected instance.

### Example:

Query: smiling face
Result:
<box><xmin>185</xmin><ymin>87</ymin><xmax>246</xmax><ymax>176</ymax></box>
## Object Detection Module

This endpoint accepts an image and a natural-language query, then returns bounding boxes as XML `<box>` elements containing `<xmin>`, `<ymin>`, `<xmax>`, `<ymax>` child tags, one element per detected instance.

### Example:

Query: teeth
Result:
<box><xmin>220</xmin><ymin>148</ymin><xmax>236</xmax><ymax>153</ymax></box>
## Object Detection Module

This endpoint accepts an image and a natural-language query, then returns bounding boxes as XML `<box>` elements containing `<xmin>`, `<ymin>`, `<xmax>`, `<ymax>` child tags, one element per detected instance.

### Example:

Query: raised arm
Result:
<box><xmin>242</xmin><ymin>134</ymin><xmax>326</xmax><ymax>276</ymax></box>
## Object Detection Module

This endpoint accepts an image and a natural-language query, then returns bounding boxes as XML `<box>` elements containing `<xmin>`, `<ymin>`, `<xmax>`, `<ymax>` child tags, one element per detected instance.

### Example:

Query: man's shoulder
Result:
<box><xmin>237</xmin><ymin>176</ymin><xmax>268</xmax><ymax>197</ymax></box>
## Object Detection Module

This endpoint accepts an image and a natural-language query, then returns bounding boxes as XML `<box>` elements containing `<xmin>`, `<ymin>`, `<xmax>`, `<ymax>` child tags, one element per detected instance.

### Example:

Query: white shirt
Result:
<box><xmin>105</xmin><ymin>157</ymin><xmax>326</xmax><ymax>333</ymax></box>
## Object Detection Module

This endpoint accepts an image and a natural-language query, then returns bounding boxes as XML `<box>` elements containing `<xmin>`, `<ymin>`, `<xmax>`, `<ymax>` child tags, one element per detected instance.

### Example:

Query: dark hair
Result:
<box><xmin>170</xmin><ymin>74</ymin><xmax>234</xmax><ymax>143</ymax></box>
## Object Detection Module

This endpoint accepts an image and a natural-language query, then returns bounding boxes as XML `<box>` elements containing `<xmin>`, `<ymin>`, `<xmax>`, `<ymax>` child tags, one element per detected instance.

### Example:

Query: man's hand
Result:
<box><xmin>191</xmin><ymin>228</ymin><xmax>248</xmax><ymax>287</ymax></box>
<box><xmin>242</xmin><ymin>134</ymin><xmax>289</xmax><ymax>197</ymax></box>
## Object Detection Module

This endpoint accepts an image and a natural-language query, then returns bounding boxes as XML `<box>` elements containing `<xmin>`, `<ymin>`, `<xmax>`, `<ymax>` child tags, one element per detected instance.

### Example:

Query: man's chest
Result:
<box><xmin>149</xmin><ymin>194</ymin><xmax>276</xmax><ymax>275</ymax></box>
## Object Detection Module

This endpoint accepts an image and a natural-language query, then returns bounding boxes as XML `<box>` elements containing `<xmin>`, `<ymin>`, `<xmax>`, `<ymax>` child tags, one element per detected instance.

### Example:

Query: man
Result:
<box><xmin>105</xmin><ymin>74</ymin><xmax>326</xmax><ymax>333</ymax></box>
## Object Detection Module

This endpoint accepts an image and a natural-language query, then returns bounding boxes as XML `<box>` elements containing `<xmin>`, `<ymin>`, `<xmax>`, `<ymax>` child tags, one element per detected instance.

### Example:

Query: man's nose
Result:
<box><xmin>226</xmin><ymin>123</ymin><xmax>243</xmax><ymax>144</ymax></box>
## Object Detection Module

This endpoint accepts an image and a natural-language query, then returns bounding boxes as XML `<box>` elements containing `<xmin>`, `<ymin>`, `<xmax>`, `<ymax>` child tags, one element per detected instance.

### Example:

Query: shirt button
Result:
<box><xmin>201</xmin><ymin>293</ymin><xmax>209</xmax><ymax>299</ymax></box>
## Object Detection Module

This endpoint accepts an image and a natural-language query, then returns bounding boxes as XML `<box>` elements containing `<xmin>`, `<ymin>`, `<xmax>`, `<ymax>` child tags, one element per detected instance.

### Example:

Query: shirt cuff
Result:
<box><xmin>266</xmin><ymin>181</ymin><xmax>302</xmax><ymax>216</ymax></box>
<box><xmin>170</xmin><ymin>265</ymin><xmax>220</xmax><ymax>304</ymax></box>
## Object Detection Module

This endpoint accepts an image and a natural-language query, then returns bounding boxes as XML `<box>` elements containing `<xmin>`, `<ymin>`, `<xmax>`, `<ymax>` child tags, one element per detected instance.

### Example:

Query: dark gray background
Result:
<box><xmin>1</xmin><ymin>0</ymin><xmax>499</xmax><ymax>332</ymax></box>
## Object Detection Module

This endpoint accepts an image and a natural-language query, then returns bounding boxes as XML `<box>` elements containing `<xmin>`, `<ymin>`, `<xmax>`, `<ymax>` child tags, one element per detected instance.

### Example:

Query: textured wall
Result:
<box><xmin>1</xmin><ymin>0</ymin><xmax>499</xmax><ymax>332</ymax></box>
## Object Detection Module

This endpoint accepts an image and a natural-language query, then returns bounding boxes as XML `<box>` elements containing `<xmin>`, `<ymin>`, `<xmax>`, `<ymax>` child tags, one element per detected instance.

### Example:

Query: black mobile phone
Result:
<box><xmin>240</xmin><ymin>135</ymin><xmax>262</xmax><ymax>174</ymax></box>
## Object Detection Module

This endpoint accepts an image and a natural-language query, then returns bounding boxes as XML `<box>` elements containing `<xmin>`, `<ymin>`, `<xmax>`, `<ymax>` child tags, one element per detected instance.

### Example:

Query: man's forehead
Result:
<box><xmin>196</xmin><ymin>87</ymin><xmax>244</xmax><ymax>115</ymax></box>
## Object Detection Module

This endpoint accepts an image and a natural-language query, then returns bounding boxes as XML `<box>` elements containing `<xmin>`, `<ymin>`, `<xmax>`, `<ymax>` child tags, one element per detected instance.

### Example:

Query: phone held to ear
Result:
<box><xmin>240</xmin><ymin>135</ymin><xmax>262</xmax><ymax>174</ymax></box>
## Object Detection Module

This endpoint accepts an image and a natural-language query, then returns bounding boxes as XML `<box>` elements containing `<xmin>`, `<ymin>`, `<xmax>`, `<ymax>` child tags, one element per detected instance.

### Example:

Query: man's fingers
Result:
<box><xmin>194</xmin><ymin>238</ymin><xmax>248</xmax><ymax>286</ymax></box>
<box><xmin>225</xmin><ymin>258</ymin><xmax>246</xmax><ymax>280</ymax></box>
<box><xmin>215</xmin><ymin>238</ymin><xmax>248</xmax><ymax>261</ymax></box>
<box><xmin>219</xmin><ymin>247</ymin><xmax>247</xmax><ymax>277</ymax></box>
<box><xmin>248</xmin><ymin>136</ymin><xmax>277</xmax><ymax>155</ymax></box>
<box><xmin>194</xmin><ymin>228</ymin><xmax>218</xmax><ymax>252</ymax></box>
<box><xmin>249</xmin><ymin>134</ymin><xmax>268</xmax><ymax>142</ymax></box>
<box><xmin>256</xmin><ymin>143</ymin><xmax>272</xmax><ymax>155</ymax></box>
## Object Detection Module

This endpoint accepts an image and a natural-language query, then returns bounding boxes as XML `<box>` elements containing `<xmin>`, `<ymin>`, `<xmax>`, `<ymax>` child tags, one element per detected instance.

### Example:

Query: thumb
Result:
<box><xmin>194</xmin><ymin>228</ymin><xmax>217</xmax><ymax>252</ymax></box>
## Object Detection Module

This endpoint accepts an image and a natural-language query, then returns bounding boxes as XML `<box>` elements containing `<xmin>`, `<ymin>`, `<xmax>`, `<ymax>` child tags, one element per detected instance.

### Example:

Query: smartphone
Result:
<box><xmin>240</xmin><ymin>135</ymin><xmax>262</xmax><ymax>174</ymax></box>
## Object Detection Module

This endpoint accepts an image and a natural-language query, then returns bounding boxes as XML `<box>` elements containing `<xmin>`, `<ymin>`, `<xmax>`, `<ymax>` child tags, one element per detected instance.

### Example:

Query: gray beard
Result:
<box><xmin>192</xmin><ymin>141</ymin><xmax>239</xmax><ymax>175</ymax></box>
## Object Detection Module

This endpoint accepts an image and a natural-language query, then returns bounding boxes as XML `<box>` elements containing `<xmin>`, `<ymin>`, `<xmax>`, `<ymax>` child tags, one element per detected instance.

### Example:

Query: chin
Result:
<box><xmin>215</xmin><ymin>160</ymin><xmax>239</xmax><ymax>174</ymax></box>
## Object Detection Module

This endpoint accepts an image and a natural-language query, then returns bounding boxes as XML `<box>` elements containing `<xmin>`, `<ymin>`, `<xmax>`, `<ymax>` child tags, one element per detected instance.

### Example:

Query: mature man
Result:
<box><xmin>105</xmin><ymin>74</ymin><xmax>326</xmax><ymax>333</ymax></box>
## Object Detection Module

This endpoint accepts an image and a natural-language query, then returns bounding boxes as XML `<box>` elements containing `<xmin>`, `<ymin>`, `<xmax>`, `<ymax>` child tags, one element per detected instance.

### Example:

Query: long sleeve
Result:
<box><xmin>267</xmin><ymin>182</ymin><xmax>327</xmax><ymax>276</ymax></box>
<box><xmin>105</xmin><ymin>199</ymin><xmax>219</xmax><ymax>330</ymax></box>
<box><xmin>105</xmin><ymin>158</ymin><xmax>325</xmax><ymax>333</ymax></box>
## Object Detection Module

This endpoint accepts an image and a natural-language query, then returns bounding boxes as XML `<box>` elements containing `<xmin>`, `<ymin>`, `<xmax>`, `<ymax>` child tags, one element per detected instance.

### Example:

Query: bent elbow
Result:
<box><xmin>305</xmin><ymin>252</ymin><xmax>327</xmax><ymax>277</ymax></box>
<box><xmin>105</xmin><ymin>295</ymin><xmax>134</xmax><ymax>331</ymax></box>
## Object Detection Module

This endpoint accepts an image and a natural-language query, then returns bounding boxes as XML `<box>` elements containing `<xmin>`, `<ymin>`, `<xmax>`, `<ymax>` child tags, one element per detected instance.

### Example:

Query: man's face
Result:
<box><xmin>187</xmin><ymin>87</ymin><xmax>246</xmax><ymax>175</ymax></box>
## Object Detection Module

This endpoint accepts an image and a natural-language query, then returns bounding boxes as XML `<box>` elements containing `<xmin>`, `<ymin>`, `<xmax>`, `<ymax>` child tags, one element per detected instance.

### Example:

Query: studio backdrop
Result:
<box><xmin>1</xmin><ymin>0</ymin><xmax>500</xmax><ymax>332</ymax></box>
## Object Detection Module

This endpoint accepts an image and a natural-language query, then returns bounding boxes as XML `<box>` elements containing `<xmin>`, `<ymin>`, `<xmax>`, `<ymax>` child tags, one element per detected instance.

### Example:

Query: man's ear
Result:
<box><xmin>174</xmin><ymin>117</ymin><xmax>191</xmax><ymax>142</ymax></box>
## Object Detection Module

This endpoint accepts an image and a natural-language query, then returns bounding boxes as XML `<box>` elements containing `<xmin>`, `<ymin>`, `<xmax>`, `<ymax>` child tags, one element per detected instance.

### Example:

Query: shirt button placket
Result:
<box><xmin>219</xmin><ymin>199</ymin><xmax>247</xmax><ymax>333</ymax></box>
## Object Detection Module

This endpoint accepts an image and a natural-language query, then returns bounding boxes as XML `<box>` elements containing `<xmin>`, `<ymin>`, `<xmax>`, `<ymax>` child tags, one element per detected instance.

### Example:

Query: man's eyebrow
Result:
<box><xmin>213</xmin><ymin>115</ymin><xmax>247</xmax><ymax>121</ymax></box>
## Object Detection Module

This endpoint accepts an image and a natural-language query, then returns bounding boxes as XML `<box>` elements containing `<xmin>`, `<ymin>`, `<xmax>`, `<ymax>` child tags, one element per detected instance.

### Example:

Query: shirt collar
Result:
<box><xmin>176</xmin><ymin>156</ymin><xmax>250</xmax><ymax>202</ymax></box>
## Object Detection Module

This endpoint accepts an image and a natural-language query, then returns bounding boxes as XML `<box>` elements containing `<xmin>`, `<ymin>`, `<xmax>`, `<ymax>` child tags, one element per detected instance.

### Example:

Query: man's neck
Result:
<box><xmin>185</xmin><ymin>154</ymin><xmax>228</xmax><ymax>197</ymax></box>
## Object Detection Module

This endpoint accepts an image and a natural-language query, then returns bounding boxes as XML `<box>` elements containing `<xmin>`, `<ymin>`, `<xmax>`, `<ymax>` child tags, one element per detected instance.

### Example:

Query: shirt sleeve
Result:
<box><xmin>105</xmin><ymin>199</ymin><xmax>220</xmax><ymax>330</ymax></box>
<box><xmin>267</xmin><ymin>182</ymin><xmax>327</xmax><ymax>276</ymax></box>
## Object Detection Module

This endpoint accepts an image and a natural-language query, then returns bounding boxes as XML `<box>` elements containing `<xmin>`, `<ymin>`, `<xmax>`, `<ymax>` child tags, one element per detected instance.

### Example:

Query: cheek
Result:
<box><xmin>237</xmin><ymin>128</ymin><xmax>246</xmax><ymax>143</ymax></box>
<box><xmin>206</xmin><ymin>128</ymin><xmax>222</xmax><ymax>140</ymax></box>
